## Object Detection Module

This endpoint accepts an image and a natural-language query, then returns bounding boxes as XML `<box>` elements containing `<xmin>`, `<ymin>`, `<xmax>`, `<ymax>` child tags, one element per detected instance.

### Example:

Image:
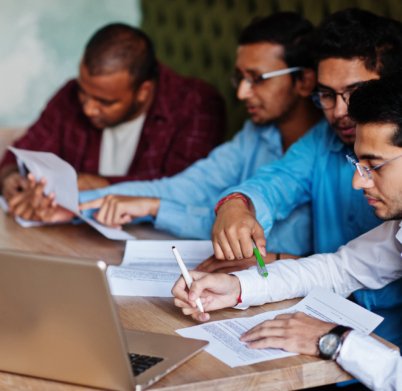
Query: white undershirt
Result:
<box><xmin>99</xmin><ymin>113</ymin><xmax>146</xmax><ymax>176</ymax></box>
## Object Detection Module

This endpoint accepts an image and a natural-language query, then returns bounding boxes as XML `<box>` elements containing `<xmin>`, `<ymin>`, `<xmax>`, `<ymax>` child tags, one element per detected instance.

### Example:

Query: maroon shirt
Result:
<box><xmin>0</xmin><ymin>64</ymin><xmax>226</xmax><ymax>183</ymax></box>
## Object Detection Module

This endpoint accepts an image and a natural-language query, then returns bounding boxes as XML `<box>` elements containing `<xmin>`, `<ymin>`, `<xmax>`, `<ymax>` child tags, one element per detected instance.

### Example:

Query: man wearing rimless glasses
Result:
<box><xmin>173</xmin><ymin>75</ymin><xmax>402</xmax><ymax>390</ymax></box>
<box><xmin>38</xmin><ymin>12</ymin><xmax>323</xmax><ymax>259</ymax></box>
<box><xmin>210</xmin><ymin>8</ymin><xmax>402</xmax><ymax>354</ymax></box>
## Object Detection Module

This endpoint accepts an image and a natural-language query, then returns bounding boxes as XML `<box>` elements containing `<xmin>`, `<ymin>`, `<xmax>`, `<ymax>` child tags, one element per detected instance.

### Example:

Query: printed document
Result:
<box><xmin>6</xmin><ymin>147</ymin><xmax>134</xmax><ymax>240</ymax></box>
<box><xmin>107</xmin><ymin>240</ymin><xmax>213</xmax><ymax>296</ymax></box>
<box><xmin>176</xmin><ymin>287</ymin><xmax>383</xmax><ymax>367</ymax></box>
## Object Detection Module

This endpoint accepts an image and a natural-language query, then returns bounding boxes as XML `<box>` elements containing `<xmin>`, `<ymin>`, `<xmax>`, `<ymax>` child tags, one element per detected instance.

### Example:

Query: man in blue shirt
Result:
<box><xmin>212</xmin><ymin>9</ymin><xmax>402</xmax><ymax>349</ymax></box>
<box><xmin>45</xmin><ymin>12</ymin><xmax>322</xmax><ymax>257</ymax></box>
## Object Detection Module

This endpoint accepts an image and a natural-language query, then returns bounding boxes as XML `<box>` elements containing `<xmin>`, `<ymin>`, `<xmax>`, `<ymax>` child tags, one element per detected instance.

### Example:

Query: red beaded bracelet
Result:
<box><xmin>214</xmin><ymin>193</ymin><xmax>249</xmax><ymax>215</ymax></box>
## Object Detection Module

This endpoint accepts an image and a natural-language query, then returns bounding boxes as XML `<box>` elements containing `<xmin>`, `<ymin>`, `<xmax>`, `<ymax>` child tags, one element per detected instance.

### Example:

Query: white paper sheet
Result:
<box><xmin>176</xmin><ymin>287</ymin><xmax>384</xmax><ymax>367</ymax></box>
<box><xmin>107</xmin><ymin>240</ymin><xmax>213</xmax><ymax>296</ymax></box>
<box><xmin>7</xmin><ymin>147</ymin><xmax>134</xmax><ymax>240</ymax></box>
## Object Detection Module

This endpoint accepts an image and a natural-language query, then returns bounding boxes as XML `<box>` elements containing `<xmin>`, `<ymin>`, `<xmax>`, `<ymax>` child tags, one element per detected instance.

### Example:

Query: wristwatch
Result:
<box><xmin>318</xmin><ymin>325</ymin><xmax>352</xmax><ymax>360</ymax></box>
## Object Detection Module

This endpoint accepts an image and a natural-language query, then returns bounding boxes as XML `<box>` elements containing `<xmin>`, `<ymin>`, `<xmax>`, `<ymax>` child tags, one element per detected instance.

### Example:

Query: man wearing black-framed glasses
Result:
<box><xmin>173</xmin><ymin>75</ymin><xmax>402</xmax><ymax>390</ymax></box>
<box><xmin>212</xmin><ymin>8</ymin><xmax>402</xmax><ymax>357</ymax></box>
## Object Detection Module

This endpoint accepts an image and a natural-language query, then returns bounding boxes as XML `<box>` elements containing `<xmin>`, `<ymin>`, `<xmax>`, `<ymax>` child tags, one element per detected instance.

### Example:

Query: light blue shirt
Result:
<box><xmin>80</xmin><ymin>119</ymin><xmax>323</xmax><ymax>255</ymax></box>
<box><xmin>222</xmin><ymin>121</ymin><xmax>402</xmax><ymax>348</ymax></box>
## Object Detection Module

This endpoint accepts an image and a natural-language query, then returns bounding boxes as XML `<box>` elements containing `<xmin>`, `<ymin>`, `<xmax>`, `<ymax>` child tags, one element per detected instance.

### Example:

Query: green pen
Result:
<box><xmin>252</xmin><ymin>240</ymin><xmax>268</xmax><ymax>278</ymax></box>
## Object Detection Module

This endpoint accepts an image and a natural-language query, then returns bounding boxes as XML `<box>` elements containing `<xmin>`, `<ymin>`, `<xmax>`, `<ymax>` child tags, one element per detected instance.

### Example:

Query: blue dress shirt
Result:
<box><xmin>222</xmin><ymin>121</ymin><xmax>402</xmax><ymax>348</ymax></box>
<box><xmin>80</xmin><ymin>119</ymin><xmax>323</xmax><ymax>255</ymax></box>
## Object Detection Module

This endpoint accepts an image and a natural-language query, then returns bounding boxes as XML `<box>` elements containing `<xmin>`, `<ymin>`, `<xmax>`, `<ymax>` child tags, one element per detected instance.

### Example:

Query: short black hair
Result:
<box><xmin>348</xmin><ymin>74</ymin><xmax>402</xmax><ymax>147</ymax></box>
<box><xmin>83</xmin><ymin>23</ymin><xmax>158</xmax><ymax>87</ymax></box>
<box><xmin>314</xmin><ymin>8</ymin><xmax>402</xmax><ymax>77</ymax></box>
<box><xmin>238</xmin><ymin>12</ymin><xmax>315</xmax><ymax>70</ymax></box>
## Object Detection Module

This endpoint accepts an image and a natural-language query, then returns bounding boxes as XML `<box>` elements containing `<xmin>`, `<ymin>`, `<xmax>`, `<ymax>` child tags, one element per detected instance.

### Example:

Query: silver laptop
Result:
<box><xmin>0</xmin><ymin>249</ymin><xmax>207</xmax><ymax>390</ymax></box>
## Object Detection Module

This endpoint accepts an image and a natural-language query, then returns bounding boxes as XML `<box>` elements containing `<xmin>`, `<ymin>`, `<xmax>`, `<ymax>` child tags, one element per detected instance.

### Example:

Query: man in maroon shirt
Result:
<box><xmin>0</xmin><ymin>23</ymin><xmax>226</xmax><ymax>211</ymax></box>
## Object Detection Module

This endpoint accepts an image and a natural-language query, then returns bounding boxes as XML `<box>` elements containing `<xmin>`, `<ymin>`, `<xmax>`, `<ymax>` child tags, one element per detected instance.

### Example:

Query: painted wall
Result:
<box><xmin>0</xmin><ymin>0</ymin><xmax>141</xmax><ymax>127</ymax></box>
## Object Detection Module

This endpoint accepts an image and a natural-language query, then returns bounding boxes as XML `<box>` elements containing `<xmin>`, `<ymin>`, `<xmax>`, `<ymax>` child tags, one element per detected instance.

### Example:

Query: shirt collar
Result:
<box><xmin>396</xmin><ymin>222</ymin><xmax>402</xmax><ymax>244</ymax></box>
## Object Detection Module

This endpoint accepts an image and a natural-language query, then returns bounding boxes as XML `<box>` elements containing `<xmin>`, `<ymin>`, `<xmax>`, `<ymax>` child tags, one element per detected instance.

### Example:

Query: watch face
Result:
<box><xmin>319</xmin><ymin>333</ymin><xmax>341</xmax><ymax>358</ymax></box>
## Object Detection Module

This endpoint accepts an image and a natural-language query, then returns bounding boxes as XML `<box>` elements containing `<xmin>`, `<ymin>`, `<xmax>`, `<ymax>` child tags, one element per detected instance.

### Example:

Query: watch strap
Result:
<box><xmin>318</xmin><ymin>325</ymin><xmax>352</xmax><ymax>360</ymax></box>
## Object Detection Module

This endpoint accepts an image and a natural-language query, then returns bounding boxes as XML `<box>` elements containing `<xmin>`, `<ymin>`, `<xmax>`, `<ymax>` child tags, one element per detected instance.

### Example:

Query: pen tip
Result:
<box><xmin>172</xmin><ymin>246</ymin><xmax>175</xmax><ymax>249</ymax></box>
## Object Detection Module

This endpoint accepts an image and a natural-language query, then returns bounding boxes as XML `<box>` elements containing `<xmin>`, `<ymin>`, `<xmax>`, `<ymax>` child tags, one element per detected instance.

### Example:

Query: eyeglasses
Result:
<box><xmin>231</xmin><ymin>67</ymin><xmax>302</xmax><ymax>89</ymax></box>
<box><xmin>312</xmin><ymin>83</ymin><xmax>365</xmax><ymax>110</ymax></box>
<box><xmin>346</xmin><ymin>153</ymin><xmax>402</xmax><ymax>181</ymax></box>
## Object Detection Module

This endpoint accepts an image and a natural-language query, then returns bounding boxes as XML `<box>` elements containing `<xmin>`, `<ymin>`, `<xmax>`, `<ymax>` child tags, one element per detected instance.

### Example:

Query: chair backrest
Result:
<box><xmin>141</xmin><ymin>0</ymin><xmax>402</xmax><ymax>139</ymax></box>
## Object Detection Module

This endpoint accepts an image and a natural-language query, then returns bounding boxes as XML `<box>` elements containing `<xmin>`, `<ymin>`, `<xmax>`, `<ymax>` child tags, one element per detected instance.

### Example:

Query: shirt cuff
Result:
<box><xmin>231</xmin><ymin>266</ymin><xmax>273</xmax><ymax>308</ymax></box>
<box><xmin>154</xmin><ymin>199</ymin><xmax>187</xmax><ymax>237</ymax></box>
<box><xmin>337</xmin><ymin>330</ymin><xmax>399</xmax><ymax>390</ymax></box>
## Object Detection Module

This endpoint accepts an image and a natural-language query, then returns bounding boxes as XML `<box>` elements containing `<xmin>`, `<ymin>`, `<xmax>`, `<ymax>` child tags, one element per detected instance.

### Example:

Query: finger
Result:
<box><xmin>242</xmin><ymin>319</ymin><xmax>286</xmax><ymax>338</ymax></box>
<box><xmin>246</xmin><ymin>336</ymin><xmax>285</xmax><ymax>350</ymax></box>
<box><xmin>212</xmin><ymin>239</ymin><xmax>225</xmax><ymax>260</ymax></box>
<box><xmin>192</xmin><ymin>312</ymin><xmax>210</xmax><ymax>322</ymax></box>
<box><xmin>253</xmin><ymin>223</ymin><xmax>267</xmax><ymax>256</ymax></box>
<box><xmin>187</xmin><ymin>275</ymin><xmax>214</xmax><ymax>303</ymax></box>
<box><xmin>226</xmin><ymin>231</ymin><xmax>245</xmax><ymax>260</ymax></box>
<box><xmin>79</xmin><ymin>198</ymin><xmax>104</xmax><ymax>210</ymax></box>
<box><xmin>94</xmin><ymin>202</ymin><xmax>111</xmax><ymax>225</ymax></box>
<box><xmin>171</xmin><ymin>276</ymin><xmax>190</xmax><ymax>301</ymax></box>
<box><xmin>31</xmin><ymin>183</ymin><xmax>46</xmax><ymax>208</ymax></box>
<box><xmin>112</xmin><ymin>203</ymin><xmax>128</xmax><ymax>226</ymax></box>
<box><xmin>7</xmin><ymin>191</ymin><xmax>27</xmax><ymax>210</ymax></box>
<box><xmin>238</xmin><ymin>233</ymin><xmax>254</xmax><ymax>259</ymax></box>
<box><xmin>216</xmin><ymin>232</ymin><xmax>236</xmax><ymax>260</ymax></box>
<box><xmin>241</xmin><ymin>324</ymin><xmax>285</xmax><ymax>342</ymax></box>
<box><xmin>27</xmin><ymin>173</ymin><xmax>36</xmax><ymax>185</ymax></box>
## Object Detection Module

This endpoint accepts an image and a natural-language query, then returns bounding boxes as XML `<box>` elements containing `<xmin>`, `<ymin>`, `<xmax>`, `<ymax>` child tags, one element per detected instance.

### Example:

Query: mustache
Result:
<box><xmin>332</xmin><ymin>118</ymin><xmax>355</xmax><ymax>129</ymax></box>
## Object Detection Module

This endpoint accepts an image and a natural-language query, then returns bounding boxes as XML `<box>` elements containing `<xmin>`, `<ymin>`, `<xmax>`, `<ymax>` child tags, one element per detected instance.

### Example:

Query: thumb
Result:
<box><xmin>187</xmin><ymin>273</ymin><xmax>212</xmax><ymax>302</ymax></box>
<box><xmin>253</xmin><ymin>223</ymin><xmax>266</xmax><ymax>256</ymax></box>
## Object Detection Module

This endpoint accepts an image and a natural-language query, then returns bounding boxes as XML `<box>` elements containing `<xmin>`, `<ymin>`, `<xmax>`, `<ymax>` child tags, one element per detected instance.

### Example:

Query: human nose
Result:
<box><xmin>352</xmin><ymin>170</ymin><xmax>374</xmax><ymax>190</ymax></box>
<box><xmin>82</xmin><ymin>98</ymin><xmax>101</xmax><ymax>117</ymax></box>
<box><xmin>237</xmin><ymin>79</ymin><xmax>253</xmax><ymax>100</ymax></box>
<box><xmin>332</xmin><ymin>93</ymin><xmax>349</xmax><ymax>118</ymax></box>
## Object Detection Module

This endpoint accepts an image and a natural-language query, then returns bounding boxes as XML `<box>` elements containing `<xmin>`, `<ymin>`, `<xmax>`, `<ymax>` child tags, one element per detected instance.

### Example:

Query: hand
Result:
<box><xmin>2</xmin><ymin>171</ymin><xmax>29</xmax><ymax>201</ymax></box>
<box><xmin>212</xmin><ymin>197</ymin><xmax>266</xmax><ymax>260</ymax></box>
<box><xmin>172</xmin><ymin>271</ymin><xmax>241</xmax><ymax>322</ymax></box>
<box><xmin>80</xmin><ymin>195</ymin><xmax>160</xmax><ymax>227</ymax></box>
<box><xmin>7</xmin><ymin>174</ymin><xmax>47</xmax><ymax>220</ymax></box>
<box><xmin>240</xmin><ymin>312</ymin><xmax>336</xmax><ymax>355</ymax></box>
<box><xmin>77</xmin><ymin>173</ymin><xmax>110</xmax><ymax>191</ymax></box>
<box><xmin>196</xmin><ymin>253</ymin><xmax>299</xmax><ymax>273</ymax></box>
<box><xmin>8</xmin><ymin>175</ymin><xmax>74</xmax><ymax>222</ymax></box>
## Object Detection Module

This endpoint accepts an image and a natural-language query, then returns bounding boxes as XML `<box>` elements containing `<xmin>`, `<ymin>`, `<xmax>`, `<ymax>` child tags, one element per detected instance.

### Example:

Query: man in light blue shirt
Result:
<box><xmin>76</xmin><ymin>12</ymin><xmax>323</xmax><ymax>257</ymax></box>
<box><xmin>212</xmin><ymin>9</ymin><xmax>402</xmax><ymax>349</ymax></box>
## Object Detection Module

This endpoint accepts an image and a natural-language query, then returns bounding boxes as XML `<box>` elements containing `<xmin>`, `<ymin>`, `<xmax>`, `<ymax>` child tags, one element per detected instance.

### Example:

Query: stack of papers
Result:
<box><xmin>176</xmin><ymin>287</ymin><xmax>383</xmax><ymax>367</ymax></box>
<box><xmin>107</xmin><ymin>240</ymin><xmax>213</xmax><ymax>296</ymax></box>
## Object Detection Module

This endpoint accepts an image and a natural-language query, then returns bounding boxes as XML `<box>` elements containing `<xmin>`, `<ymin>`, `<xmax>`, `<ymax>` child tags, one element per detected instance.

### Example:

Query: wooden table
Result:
<box><xmin>0</xmin><ymin>211</ymin><xmax>355</xmax><ymax>390</ymax></box>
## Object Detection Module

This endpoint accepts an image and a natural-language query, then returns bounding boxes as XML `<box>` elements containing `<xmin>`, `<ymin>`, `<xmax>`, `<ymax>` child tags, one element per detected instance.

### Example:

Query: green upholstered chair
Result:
<box><xmin>141</xmin><ymin>0</ymin><xmax>402</xmax><ymax>139</ymax></box>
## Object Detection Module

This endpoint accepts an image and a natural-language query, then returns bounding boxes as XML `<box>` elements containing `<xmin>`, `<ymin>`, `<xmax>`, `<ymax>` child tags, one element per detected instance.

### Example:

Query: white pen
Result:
<box><xmin>172</xmin><ymin>246</ymin><xmax>204</xmax><ymax>313</ymax></box>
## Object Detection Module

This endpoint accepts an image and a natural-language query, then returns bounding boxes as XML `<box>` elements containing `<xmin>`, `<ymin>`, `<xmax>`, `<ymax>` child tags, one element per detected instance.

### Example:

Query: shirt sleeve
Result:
<box><xmin>232</xmin><ymin>221</ymin><xmax>402</xmax><ymax>308</ymax></box>
<box><xmin>337</xmin><ymin>330</ymin><xmax>402</xmax><ymax>391</ymax></box>
<box><xmin>219</xmin><ymin>125</ymin><xmax>321</xmax><ymax>237</ymax></box>
<box><xmin>79</xmin><ymin>129</ymin><xmax>250</xmax><ymax>237</ymax></box>
<box><xmin>155</xmin><ymin>200</ymin><xmax>214</xmax><ymax>239</ymax></box>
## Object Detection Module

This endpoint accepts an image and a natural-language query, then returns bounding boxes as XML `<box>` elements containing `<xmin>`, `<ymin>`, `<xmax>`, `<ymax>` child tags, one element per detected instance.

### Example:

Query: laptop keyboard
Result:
<box><xmin>129</xmin><ymin>353</ymin><xmax>164</xmax><ymax>376</ymax></box>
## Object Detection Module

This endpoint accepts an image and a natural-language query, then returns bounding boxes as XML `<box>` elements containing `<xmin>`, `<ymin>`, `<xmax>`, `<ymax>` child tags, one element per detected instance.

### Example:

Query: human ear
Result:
<box><xmin>136</xmin><ymin>80</ymin><xmax>155</xmax><ymax>103</ymax></box>
<box><xmin>296</xmin><ymin>68</ymin><xmax>317</xmax><ymax>97</ymax></box>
